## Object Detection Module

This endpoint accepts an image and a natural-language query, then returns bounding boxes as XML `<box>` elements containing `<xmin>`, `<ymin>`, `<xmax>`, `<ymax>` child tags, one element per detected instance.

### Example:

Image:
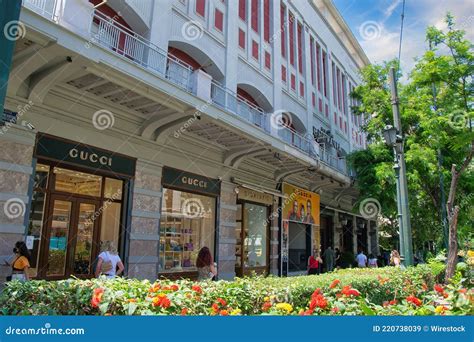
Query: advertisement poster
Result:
<box><xmin>282</xmin><ymin>183</ymin><xmax>320</xmax><ymax>226</ymax></box>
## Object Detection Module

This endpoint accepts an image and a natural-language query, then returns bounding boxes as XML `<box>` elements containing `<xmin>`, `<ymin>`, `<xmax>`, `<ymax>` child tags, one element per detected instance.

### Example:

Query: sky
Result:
<box><xmin>333</xmin><ymin>0</ymin><xmax>474</xmax><ymax>78</ymax></box>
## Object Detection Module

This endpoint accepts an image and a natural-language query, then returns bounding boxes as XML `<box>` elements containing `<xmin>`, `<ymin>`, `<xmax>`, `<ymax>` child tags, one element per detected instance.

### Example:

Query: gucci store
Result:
<box><xmin>28</xmin><ymin>134</ymin><xmax>136</xmax><ymax>279</ymax></box>
<box><xmin>158</xmin><ymin>167</ymin><xmax>220</xmax><ymax>279</ymax></box>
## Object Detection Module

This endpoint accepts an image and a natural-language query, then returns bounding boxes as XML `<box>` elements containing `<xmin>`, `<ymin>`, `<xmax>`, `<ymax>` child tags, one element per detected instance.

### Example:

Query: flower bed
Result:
<box><xmin>1</xmin><ymin>264</ymin><xmax>471</xmax><ymax>316</ymax></box>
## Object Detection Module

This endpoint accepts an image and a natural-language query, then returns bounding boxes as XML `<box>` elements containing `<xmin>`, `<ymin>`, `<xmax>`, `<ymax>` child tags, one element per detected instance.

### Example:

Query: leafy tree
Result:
<box><xmin>348</xmin><ymin>15</ymin><xmax>473</xmax><ymax>276</ymax></box>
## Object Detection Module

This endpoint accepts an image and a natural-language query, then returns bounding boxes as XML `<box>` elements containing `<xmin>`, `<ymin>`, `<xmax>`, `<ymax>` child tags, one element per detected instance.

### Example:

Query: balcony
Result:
<box><xmin>21</xmin><ymin>0</ymin><xmax>348</xmax><ymax>176</ymax></box>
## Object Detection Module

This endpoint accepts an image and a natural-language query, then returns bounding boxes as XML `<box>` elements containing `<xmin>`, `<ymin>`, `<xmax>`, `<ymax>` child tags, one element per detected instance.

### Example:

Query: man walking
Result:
<box><xmin>323</xmin><ymin>246</ymin><xmax>335</xmax><ymax>272</ymax></box>
<box><xmin>355</xmin><ymin>249</ymin><xmax>367</xmax><ymax>268</ymax></box>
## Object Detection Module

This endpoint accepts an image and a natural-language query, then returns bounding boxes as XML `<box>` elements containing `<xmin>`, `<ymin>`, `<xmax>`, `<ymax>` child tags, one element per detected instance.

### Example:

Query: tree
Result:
<box><xmin>349</xmin><ymin>15</ymin><xmax>473</xmax><ymax>273</ymax></box>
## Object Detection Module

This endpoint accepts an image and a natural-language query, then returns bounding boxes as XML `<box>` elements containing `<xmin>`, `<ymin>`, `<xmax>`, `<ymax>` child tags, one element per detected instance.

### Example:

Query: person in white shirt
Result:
<box><xmin>95</xmin><ymin>241</ymin><xmax>124</xmax><ymax>278</ymax></box>
<box><xmin>368</xmin><ymin>253</ymin><xmax>378</xmax><ymax>268</ymax></box>
<box><xmin>355</xmin><ymin>250</ymin><xmax>367</xmax><ymax>268</ymax></box>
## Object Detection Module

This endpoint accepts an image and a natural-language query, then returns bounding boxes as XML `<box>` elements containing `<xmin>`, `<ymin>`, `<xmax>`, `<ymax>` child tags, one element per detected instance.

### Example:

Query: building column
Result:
<box><xmin>223</xmin><ymin>0</ymin><xmax>238</xmax><ymax>91</ymax></box>
<box><xmin>269</xmin><ymin>196</ymin><xmax>280</xmax><ymax>275</ymax></box>
<box><xmin>127</xmin><ymin>161</ymin><xmax>162</xmax><ymax>280</ymax></box>
<box><xmin>217</xmin><ymin>181</ymin><xmax>237</xmax><ymax>280</ymax></box>
<box><xmin>148</xmin><ymin>0</ymin><xmax>172</xmax><ymax>51</ymax></box>
<box><xmin>0</xmin><ymin>124</ymin><xmax>36</xmax><ymax>281</ymax></box>
<box><xmin>352</xmin><ymin>215</ymin><xmax>358</xmax><ymax>255</ymax></box>
<box><xmin>333</xmin><ymin>212</ymin><xmax>341</xmax><ymax>249</ymax></box>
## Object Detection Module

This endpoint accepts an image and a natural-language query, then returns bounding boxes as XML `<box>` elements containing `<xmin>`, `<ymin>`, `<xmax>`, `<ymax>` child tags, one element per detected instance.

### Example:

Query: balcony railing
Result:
<box><xmin>24</xmin><ymin>0</ymin><xmax>57</xmax><ymax>21</ymax></box>
<box><xmin>91</xmin><ymin>10</ymin><xmax>192</xmax><ymax>92</ymax></box>
<box><xmin>23</xmin><ymin>2</ymin><xmax>348</xmax><ymax>176</ymax></box>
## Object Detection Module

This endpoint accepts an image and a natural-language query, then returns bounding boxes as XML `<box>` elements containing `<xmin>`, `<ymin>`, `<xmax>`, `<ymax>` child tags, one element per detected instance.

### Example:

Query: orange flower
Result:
<box><xmin>212</xmin><ymin>303</ymin><xmax>219</xmax><ymax>313</ymax></box>
<box><xmin>217</xmin><ymin>298</ymin><xmax>227</xmax><ymax>307</ymax></box>
<box><xmin>262</xmin><ymin>301</ymin><xmax>272</xmax><ymax>312</ymax></box>
<box><xmin>128</xmin><ymin>298</ymin><xmax>137</xmax><ymax>303</ymax></box>
<box><xmin>160</xmin><ymin>296</ymin><xmax>171</xmax><ymax>308</ymax></box>
<box><xmin>192</xmin><ymin>285</ymin><xmax>203</xmax><ymax>294</ymax></box>
<box><xmin>181</xmin><ymin>308</ymin><xmax>188</xmax><ymax>315</ymax></box>
<box><xmin>329</xmin><ymin>279</ymin><xmax>340</xmax><ymax>289</ymax></box>
<box><xmin>149</xmin><ymin>284</ymin><xmax>161</xmax><ymax>293</ymax></box>
<box><xmin>170</xmin><ymin>284</ymin><xmax>179</xmax><ymax>292</ymax></box>
<box><xmin>309</xmin><ymin>294</ymin><xmax>328</xmax><ymax>310</ymax></box>
<box><xmin>406</xmin><ymin>295</ymin><xmax>422</xmax><ymax>307</ymax></box>
<box><xmin>152</xmin><ymin>293</ymin><xmax>171</xmax><ymax>309</ymax></box>
<box><xmin>220</xmin><ymin>310</ymin><xmax>229</xmax><ymax>316</ymax></box>
<box><xmin>377</xmin><ymin>276</ymin><xmax>389</xmax><ymax>285</ymax></box>
<box><xmin>341</xmin><ymin>285</ymin><xmax>360</xmax><ymax>297</ymax></box>
<box><xmin>91</xmin><ymin>288</ymin><xmax>104</xmax><ymax>308</ymax></box>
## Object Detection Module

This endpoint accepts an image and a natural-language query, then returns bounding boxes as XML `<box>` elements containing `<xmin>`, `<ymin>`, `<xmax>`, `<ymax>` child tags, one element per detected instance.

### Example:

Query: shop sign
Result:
<box><xmin>34</xmin><ymin>133</ymin><xmax>136</xmax><ymax>177</ymax></box>
<box><xmin>282</xmin><ymin>183</ymin><xmax>320</xmax><ymax>225</ymax></box>
<box><xmin>162</xmin><ymin>167</ymin><xmax>220</xmax><ymax>196</ymax></box>
<box><xmin>238</xmin><ymin>187</ymin><xmax>273</xmax><ymax>205</ymax></box>
<box><xmin>313</xmin><ymin>127</ymin><xmax>342</xmax><ymax>152</ymax></box>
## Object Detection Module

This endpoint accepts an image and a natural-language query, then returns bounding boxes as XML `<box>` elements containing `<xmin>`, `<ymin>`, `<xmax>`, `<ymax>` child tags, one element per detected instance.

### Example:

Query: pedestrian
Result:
<box><xmin>355</xmin><ymin>249</ymin><xmax>367</xmax><ymax>268</ymax></box>
<box><xmin>368</xmin><ymin>253</ymin><xmax>378</xmax><ymax>268</ymax></box>
<box><xmin>390</xmin><ymin>250</ymin><xmax>401</xmax><ymax>267</ymax></box>
<box><xmin>323</xmin><ymin>246</ymin><xmax>335</xmax><ymax>272</ymax></box>
<box><xmin>196</xmin><ymin>247</ymin><xmax>217</xmax><ymax>281</ymax></box>
<box><xmin>4</xmin><ymin>241</ymin><xmax>30</xmax><ymax>281</ymax></box>
<box><xmin>335</xmin><ymin>247</ymin><xmax>342</xmax><ymax>269</ymax></box>
<box><xmin>95</xmin><ymin>241</ymin><xmax>124</xmax><ymax>278</ymax></box>
<box><xmin>382</xmin><ymin>249</ymin><xmax>390</xmax><ymax>266</ymax></box>
<box><xmin>307</xmin><ymin>250</ymin><xmax>323</xmax><ymax>275</ymax></box>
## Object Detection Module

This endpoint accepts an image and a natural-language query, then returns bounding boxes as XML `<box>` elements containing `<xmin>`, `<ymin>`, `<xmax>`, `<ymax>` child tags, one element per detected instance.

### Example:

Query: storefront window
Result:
<box><xmin>104</xmin><ymin>178</ymin><xmax>123</xmax><ymax>199</ymax></box>
<box><xmin>159</xmin><ymin>188</ymin><xmax>216</xmax><ymax>273</ymax></box>
<box><xmin>100</xmin><ymin>202</ymin><xmax>122</xmax><ymax>250</ymax></box>
<box><xmin>54</xmin><ymin>167</ymin><xmax>102</xmax><ymax>197</ymax></box>
<box><xmin>243</xmin><ymin>203</ymin><xmax>267</xmax><ymax>267</ymax></box>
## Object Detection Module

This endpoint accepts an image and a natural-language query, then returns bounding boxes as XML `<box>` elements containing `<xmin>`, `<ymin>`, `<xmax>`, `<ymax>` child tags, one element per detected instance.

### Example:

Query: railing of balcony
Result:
<box><xmin>24</xmin><ymin>0</ymin><xmax>58</xmax><ymax>21</ymax></box>
<box><xmin>23</xmin><ymin>2</ymin><xmax>348</xmax><ymax>176</ymax></box>
<box><xmin>91</xmin><ymin>10</ymin><xmax>192</xmax><ymax>92</ymax></box>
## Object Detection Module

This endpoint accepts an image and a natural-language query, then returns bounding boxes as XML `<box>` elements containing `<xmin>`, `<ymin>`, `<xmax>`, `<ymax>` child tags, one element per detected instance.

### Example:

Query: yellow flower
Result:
<box><xmin>434</xmin><ymin>306</ymin><xmax>447</xmax><ymax>314</ymax></box>
<box><xmin>230</xmin><ymin>309</ymin><xmax>241</xmax><ymax>315</ymax></box>
<box><xmin>264</xmin><ymin>296</ymin><xmax>270</xmax><ymax>302</ymax></box>
<box><xmin>275</xmin><ymin>302</ymin><xmax>293</xmax><ymax>313</ymax></box>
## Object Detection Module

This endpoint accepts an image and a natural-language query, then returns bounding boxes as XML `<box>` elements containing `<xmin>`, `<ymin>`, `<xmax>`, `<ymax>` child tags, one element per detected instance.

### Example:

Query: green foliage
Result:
<box><xmin>349</xmin><ymin>14</ymin><xmax>474</xmax><ymax>252</ymax></box>
<box><xmin>2</xmin><ymin>266</ymin><xmax>469</xmax><ymax>316</ymax></box>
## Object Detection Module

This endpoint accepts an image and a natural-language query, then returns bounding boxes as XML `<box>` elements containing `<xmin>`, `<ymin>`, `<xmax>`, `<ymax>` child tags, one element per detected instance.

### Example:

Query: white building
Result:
<box><xmin>0</xmin><ymin>0</ymin><xmax>376</xmax><ymax>281</ymax></box>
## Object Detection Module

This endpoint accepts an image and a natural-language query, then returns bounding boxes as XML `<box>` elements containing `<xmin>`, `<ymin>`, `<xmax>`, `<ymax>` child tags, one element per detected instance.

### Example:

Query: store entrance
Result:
<box><xmin>41</xmin><ymin>195</ymin><xmax>100</xmax><ymax>279</ymax></box>
<box><xmin>288</xmin><ymin>222</ymin><xmax>311</xmax><ymax>274</ymax></box>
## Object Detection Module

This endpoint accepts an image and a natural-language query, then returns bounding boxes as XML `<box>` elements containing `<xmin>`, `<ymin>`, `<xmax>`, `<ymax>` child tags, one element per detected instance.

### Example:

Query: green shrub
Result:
<box><xmin>1</xmin><ymin>264</ymin><xmax>469</xmax><ymax>316</ymax></box>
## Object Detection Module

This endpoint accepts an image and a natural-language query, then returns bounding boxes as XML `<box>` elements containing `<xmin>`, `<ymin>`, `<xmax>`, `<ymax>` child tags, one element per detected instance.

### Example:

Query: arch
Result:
<box><xmin>283</xmin><ymin>111</ymin><xmax>307</xmax><ymax>135</ymax></box>
<box><xmin>236</xmin><ymin>83</ymin><xmax>273</xmax><ymax>113</ymax></box>
<box><xmin>91</xmin><ymin>0</ymin><xmax>147</xmax><ymax>34</ymax></box>
<box><xmin>168</xmin><ymin>41</ymin><xmax>224</xmax><ymax>82</ymax></box>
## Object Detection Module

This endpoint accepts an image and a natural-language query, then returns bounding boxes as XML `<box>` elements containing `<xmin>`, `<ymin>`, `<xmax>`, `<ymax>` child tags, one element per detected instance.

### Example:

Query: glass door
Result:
<box><xmin>41</xmin><ymin>195</ymin><xmax>100</xmax><ymax>279</ymax></box>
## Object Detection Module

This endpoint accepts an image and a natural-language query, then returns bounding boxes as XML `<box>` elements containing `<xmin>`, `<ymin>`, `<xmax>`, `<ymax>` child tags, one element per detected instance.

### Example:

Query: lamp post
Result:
<box><xmin>382</xmin><ymin>67</ymin><xmax>414</xmax><ymax>266</ymax></box>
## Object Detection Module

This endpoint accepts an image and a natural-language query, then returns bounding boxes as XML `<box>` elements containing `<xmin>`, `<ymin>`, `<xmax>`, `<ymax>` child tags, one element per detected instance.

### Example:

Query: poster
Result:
<box><xmin>282</xmin><ymin>183</ymin><xmax>320</xmax><ymax>226</ymax></box>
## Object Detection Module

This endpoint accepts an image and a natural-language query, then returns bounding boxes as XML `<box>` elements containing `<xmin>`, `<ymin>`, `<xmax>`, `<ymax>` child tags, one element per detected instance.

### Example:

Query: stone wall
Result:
<box><xmin>217</xmin><ymin>181</ymin><xmax>237</xmax><ymax>280</ymax></box>
<box><xmin>0</xmin><ymin>126</ymin><xmax>36</xmax><ymax>281</ymax></box>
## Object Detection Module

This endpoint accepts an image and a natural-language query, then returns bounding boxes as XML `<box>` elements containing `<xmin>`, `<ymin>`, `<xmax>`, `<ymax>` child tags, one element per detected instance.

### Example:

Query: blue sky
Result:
<box><xmin>333</xmin><ymin>0</ymin><xmax>474</xmax><ymax>77</ymax></box>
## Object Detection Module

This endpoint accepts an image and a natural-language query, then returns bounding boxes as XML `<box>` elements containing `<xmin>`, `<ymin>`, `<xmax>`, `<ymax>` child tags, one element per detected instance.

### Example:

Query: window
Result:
<box><xmin>319</xmin><ymin>98</ymin><xmax>322</xmax><ymax>113</ymax></box>
<box><xmin>280</xmin><ymin>3</ymin><xmax>286</xmax><ymax>57</ymax></box>
<box><xmin>310</xmin><ymin>37</ymin><xmax>315</xmax><ymax>85</ymax></box>
<box><xmin>312</xmin><ymin>92</ymin><xmax>316</xmax><ymax>107</ymax></box>
<box><xmin>297</xmin><ymin>22</ymin><xmax>303</xmax><ymax>74</ymax></box>
<box><xmin>322</xmin><ymin>51</ymin><xmax>328</xmax><ymax>97</ymax></box>
<box><xmin>238</xmin><ymin>29</ymin><xmax>246</xmax><ymax>49</ymax></box>
<box><xmin>214</xmin><ymin>9</ymin><xmax>223</xmax><ymax>31</ymax></box>
<box><xmin>265</xmin><ymin>51</ymin><xmax>271</xmax><ymax>69</ymax></box>
<box><xmin>159</xmin><ymin>189</ymin><xmax>216</xmax><ymax>273</ymax></box>
<box><xmin>289</xmin><ymin>13</ymin><xmax>295</xmax><ymax>66</ymax></box>
<box><xmin>300</xmin><ymin>81</ymin><xmax>304</xmax><ymax>97</ymax></box>
<box><xmin>337</xmin><ymin>67</ymin><xmax>342</xmax><ymax>110</ymax></box>
<box><xmin>252</xmin><ymin>40</ymin><xmax>259</xmax><ymax>60</ymax></box>
<box><xmin>251</xmin><ymin>0</ymin><xmax>259</xmax><ymax>32</ymax></box>
<box><xmin>264</xmin><ymin>0</ymin><xmax>270</xmax><ymax>42</ymax></box>
<box><xmin>332</xmin><ymin>62</ymin><xmax>337</xmax><ymax>106</ymax></box>
<box><xmin>196</xmin><ymin>0</ymin><xmax>205</xmax><ymax>17</ymax></box>
<box><xmin>316</xmin><ymin>44</ymin><xmax>321</xmax><ymax>92</ymax></box>
<box><xmin>282</xmin><ymin>65</ymin><xmax>287</xmax><ymax>82</ymax></box>
<box><xmin>239</xmin><ymin>0</ymin><xmax>246</xmax><ymax>21</ymax></box>
<box><xmin>291</xmin><ymin>74</ymin><xmax>296</xmax><ymax>90</ymax></box>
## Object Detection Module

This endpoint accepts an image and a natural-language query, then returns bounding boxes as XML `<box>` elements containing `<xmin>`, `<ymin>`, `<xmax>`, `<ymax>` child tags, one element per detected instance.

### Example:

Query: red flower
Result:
<box><xmin>383</xmin><ymin>299</ymin><xmax>397</xmax><ymax>307</ymax></box>
<box><xmin>91</xmin><ymin>288</ymin><xmax>104</xmax><ymax>308</ymax></box>
<box><xmin>152</xmin><ymin>294</ymin><xmax>171</xmax><ymax>309</ymax></box>
<box><xmin>459</xmin><ymin>288</ymin><xmax>467</xmax><ymax>294</ymax></box>
<box><xmin>300</xmin><ymin>309</ymin><xmax>314</xmax><ymax>316</ymax></box>
<box><xmin>170</xmin><ymin>284</ymin><xmax>179</xmax><ymax>292</ymax></box>
<box><xmin>406</xmin><ymin>295</ymin><xmax>422</xmax><ymax>307</ymax></box>
<box><xmin>192</xmin><ymin>285</ymin><xmax>203</xmax><ymax>294</ymax></box>
<box><xmin>181</xmin><ymin>308</ymin><xmax>188</xmax><ymax>315</ymax></box>
<box><xmin>341</xmin><ymin>285</ymin><xmax>360</xmax><ymax>297</ymax></box>
<box><xmin>434</xmin><ymin>284</ymin><xmax>444</xmax><ymax>294</ymax></box>
<box><xmin>212</xmin><ymin>303</ymin><xmax>219</xmax><ymax>313</ymax></box>
<box><xmin>329</xmin><ymin>279</ymin><xmax>340</xmax><ymax>289</ymax></box>
<box><xmin>309</xmin><ymin>294</ymin><xmax>328</xmax><ymax>310</ymax></box>
<box><xmin>220</xmin><ymin>310</ymin><xmax>229</xmax><ymax>316</ymax></box>
<box><xmin>217</xmin><ymin>298</ymin><xmax>227</xmax><ymax>307</ymax></box>
<box><xmin>262</xmin><ymin>301</ymin><xmax>272</xmax><ymax>312</ymax></box>
<box><xmin>332</xmin><ymin>307</ymin><xmax>340</xmax><ymax>313</ymax></box>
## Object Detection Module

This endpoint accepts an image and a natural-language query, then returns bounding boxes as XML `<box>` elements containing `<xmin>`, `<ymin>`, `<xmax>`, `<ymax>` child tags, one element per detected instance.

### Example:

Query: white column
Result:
<box><xmin>224</xmin><ymin>0</ymin><xmax>238</xmax><ymax>92</ymax></box>
<box><xmin>148</xmin><ymin>0</ymin><xmax>172</xmax><ymax>51</ymax></box>
<box><xmin>303</xmin><ymin>25</ymin><xmax>312</xmax><ymax>133</ymax></box>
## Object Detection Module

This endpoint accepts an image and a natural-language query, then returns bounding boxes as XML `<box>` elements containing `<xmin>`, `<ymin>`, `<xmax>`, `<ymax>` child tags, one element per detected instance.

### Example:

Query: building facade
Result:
<box><xmin>0</xmin><ymin>0</ymin><xmax>378</xmax><ymax>281</ymax></box>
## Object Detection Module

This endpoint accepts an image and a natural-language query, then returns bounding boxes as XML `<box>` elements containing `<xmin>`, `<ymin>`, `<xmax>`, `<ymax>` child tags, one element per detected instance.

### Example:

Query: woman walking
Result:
<box><xmin>307</xmin><ymin>250</ymin><xmax>323</xmax><ymax>275</ymax></box>
<box><xmin>5</xmin><ymin>241</ymin><xmax>31</xmax><ymax>281</ymax></box>
<box><xmin>95</xmin><ymin>241</ymin><xmax>124</xmax><ymax>278</ymax></box>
